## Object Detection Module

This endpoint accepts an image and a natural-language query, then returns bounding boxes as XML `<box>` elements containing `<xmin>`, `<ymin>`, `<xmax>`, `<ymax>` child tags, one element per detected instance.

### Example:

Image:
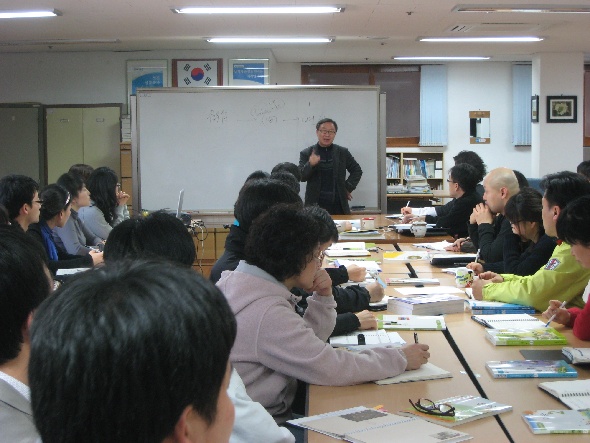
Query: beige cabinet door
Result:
<box><xmin>46</xmin><ymin>108</ymin><xmax>84</xmax><ymax>183</ymax></box>
<box><xmin>82</xmin><ymin>107</ymin><xmax>121</xmax><ymax>178</ymax></box>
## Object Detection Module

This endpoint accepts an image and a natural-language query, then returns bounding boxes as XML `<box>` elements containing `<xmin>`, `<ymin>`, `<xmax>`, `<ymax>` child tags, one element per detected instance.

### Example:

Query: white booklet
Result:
<box><xmin>561</xmin><ymin>347</ymin><xmax>590</xmax><ymax>365</ymax></box>
<box><xmin>375</xmin><ymin>362</ymin><xmax>452</xmax><ymax>385</ymax></box>
<box><xmin>394</xmin><ymin>286</ymin><xmax>466</xmax><ymax>296</ymax></box>
<box><xmin>471</xmin><ymin>314</ymin><xmax>546</xmax><ymax>330</ymax></box>
<box><xmin>538</xmin><ymin>380</ymin><xmax>590</xmax><ymax>409</ymax></box>
<box><xmin>288</xmin><ymin>406</ymin><xmax>471</xmax><ymax>443</ymax></box>
<box><xmin>380</xmin><ymin>315</ymin><xmax>447</xmax><ymax>331</ymax></box>
<box><xmin>329</xmin><ymin>330</ymin><xmax>405</xmax><ymax>347</ymax></box>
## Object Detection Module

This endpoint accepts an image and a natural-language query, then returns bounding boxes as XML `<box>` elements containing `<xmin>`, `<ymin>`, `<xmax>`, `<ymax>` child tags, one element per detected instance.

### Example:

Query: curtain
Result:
<box><xmin>512</xmin><ymin>64</ymin><xmax>532</xmax><ymax>146</ymax></box>
<box><xmin>420</xmin><ymin>65</ymin><xmax>448</xmax><ymax>146</ymax></box>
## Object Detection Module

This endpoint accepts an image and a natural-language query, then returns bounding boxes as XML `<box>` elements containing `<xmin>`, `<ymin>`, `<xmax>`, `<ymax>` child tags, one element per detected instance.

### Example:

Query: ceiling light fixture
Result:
<box><xmin>207</xmin><ymin>37</ymin><xmax>333</xmax><ymax>43</ymax></box>
<box><xmin>393</xmin><ymin>56</ymin><xmax>490</xmax><ymax>60</ymax></box>
<box><xmin>453</xmin><ymin>5</ymin><xmax>590</xmax><ymax>14</ymax></box>
<box><xmin>174</xmin><ymin>6</ymin><xmax>343</xmax><ymax>14</ymax></box>
<box><xmin>0</xmin><ymin>9</ymin><xmax>60</xmax><ymax>18</ymax></box>
<box><xmin>0</xmin><ymin>39</ymin><xmax>121</xmax><ymax>46</ymax></box>
<box><xmin>420</xmin><ymin>36</ymin><xmax>543</xmax><ymax>42</ymax></box>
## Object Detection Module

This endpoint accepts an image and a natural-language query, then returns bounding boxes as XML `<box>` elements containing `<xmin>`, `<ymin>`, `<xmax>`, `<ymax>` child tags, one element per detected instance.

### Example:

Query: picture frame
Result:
<box><xmin>229</xmin><ymin>59</ymin><xmax>270</xmax><ymax>86</ymax></box>
<box><xmin>531</xmin><ymin>95</ymin><xmax>539</xmax><ymax>123</ymax></box>
<box><xmin>172</xmin><ymin>59</ymin><xmax>223</xmax><ymax>87</ymax></box>
<box><xmin>546</xmin><ymin>95</ymin><xmax>577</xmax><ymax>123</ymax></box>
<box><xmin>126</xmin><ymin>60</ymin><xmax>169</xmax><ymax>111</ymax></box>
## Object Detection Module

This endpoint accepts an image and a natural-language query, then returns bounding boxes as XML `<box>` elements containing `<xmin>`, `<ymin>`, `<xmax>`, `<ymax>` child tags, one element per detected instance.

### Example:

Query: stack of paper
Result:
<box><xmin>468</xmin><ymin>300</ymin><xmax>536</xmax><ymax>315</ymax></box>
<box><xmin>412</xmin><ymin>240</ymin><xmax>453</xmax><ymax>251</ymax></box>
<box><xmin>388</xmin><ymin>294</ymin><xmax>466</xmax><ymax>315</ymax></box>
<box><xmin>329</xmin><ymin>330</ymin><xmax>405</xmax><ymax>347</ymax></box>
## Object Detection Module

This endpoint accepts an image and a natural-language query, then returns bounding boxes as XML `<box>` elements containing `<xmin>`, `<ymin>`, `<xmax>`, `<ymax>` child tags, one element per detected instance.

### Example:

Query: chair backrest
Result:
<box><xmin>526</xmin><ymin>178</ymin><xmax>543</xmax><ymax>193</ymax></box>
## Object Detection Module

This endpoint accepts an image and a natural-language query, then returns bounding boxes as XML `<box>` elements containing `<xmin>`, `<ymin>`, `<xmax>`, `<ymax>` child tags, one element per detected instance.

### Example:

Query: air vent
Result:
<box><xmin>446</xmin><ymin>23</ymin><xmax>543</xmax><ymax>33</ymax></box>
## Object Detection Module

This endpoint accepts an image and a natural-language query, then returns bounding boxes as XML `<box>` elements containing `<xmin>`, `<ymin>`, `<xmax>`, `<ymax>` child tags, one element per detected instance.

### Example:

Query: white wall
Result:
<box><xmin>1</xmin><ymin>53</ymin><xmax>544</xmax><ymax>184</ymax></box>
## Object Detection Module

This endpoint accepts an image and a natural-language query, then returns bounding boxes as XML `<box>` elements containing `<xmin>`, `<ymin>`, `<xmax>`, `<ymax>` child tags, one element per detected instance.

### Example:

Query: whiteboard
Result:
<box><xmin>136</xmin><ymin>86</ymin><xmax>384</xmax><ymax>212</ymax></box>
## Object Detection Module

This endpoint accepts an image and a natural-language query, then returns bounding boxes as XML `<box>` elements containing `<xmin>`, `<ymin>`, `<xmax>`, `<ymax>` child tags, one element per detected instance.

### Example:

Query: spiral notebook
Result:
<box><xmin>538</xmin><ymin>380</ymin><xmax>590</xmax><ymax>409</ymax></box>
<box><xmin>471</xmin><ymin>313</ymin><xmax>546</xmax><ymax>329</ymax></box>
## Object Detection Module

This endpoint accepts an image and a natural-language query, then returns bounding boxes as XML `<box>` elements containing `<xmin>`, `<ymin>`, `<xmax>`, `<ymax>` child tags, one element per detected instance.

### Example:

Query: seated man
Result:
<box><xmin>472</xmin><ymin>171</ymin><xmax>590</xmax><ymax>311</ymax></box>
<box><xmin>542</xmin><ymin>195</ymin><xmax>590</xmax><ymax>340</ymax></box>
<box><xmin>402</xmin><ymin>163</ymin><xmax>482</xmax><ymax>239</ymax></box>
<box><xmin>0</xmin><ymin>174</ymin><xmax>40</xmax><ymax>231</ymax></box>
<box><xmin>0</xmin><ymin>226</ymin><xmax>52</xmax><ymax>443</ymax></box>
<box><xmin>29</xmin><ymin>260</ymin><xmax>237</xmax><ymax>443</ymax></box>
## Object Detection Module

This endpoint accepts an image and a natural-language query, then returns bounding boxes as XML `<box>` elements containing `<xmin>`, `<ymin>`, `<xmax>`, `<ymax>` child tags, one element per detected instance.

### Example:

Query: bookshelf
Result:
<box><xmin>386</xmin><ymin>149</ymin><xmax>444</xmax><ymax>191</ymax></box>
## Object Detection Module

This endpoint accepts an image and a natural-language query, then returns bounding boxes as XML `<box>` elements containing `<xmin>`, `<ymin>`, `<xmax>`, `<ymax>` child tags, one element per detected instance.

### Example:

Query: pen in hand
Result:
<box><xmin>475</xmin><ymin>249</ymin><xmax>480</xmax><ymax>263</ymax></box>
<box><xmin>545</xmin><ymin>300</ymin><xmax>567</xmax><ymax>327</ymax></box>
<box><xmin>414</xmin><ymin>332</ymin><xmax>419</xmax><ymax>344</ymax></box>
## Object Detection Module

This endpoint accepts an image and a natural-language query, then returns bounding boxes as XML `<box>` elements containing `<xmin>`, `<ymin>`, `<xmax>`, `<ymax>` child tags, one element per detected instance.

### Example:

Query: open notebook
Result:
<box><xmin>471</xmin><ymin>313</ymin><xmax>546</xmax><ymax>329</ymax></box>
<box><xmin>539</xmin><ymin>380</ymin><xmax>590</xmax><ymax>409</ymax></box>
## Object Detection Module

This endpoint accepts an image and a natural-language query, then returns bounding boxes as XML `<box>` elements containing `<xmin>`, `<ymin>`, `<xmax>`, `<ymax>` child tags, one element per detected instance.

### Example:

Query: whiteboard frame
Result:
<box><xmin>134</xmin><ymin>85</ymin><xmax>386</xmax><ymax>214</ymax></box>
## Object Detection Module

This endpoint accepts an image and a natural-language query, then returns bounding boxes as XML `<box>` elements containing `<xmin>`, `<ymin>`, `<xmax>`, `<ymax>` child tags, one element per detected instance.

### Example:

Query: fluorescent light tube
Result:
<box><xmin>454</xmin><ymin>5</ymin><xmax>590</xmax><ymax>14</ymax></box>
<box><xmin>207</xmin><ymin>37</ymin><xmax>333</xmax><ymax>43</ymax></box>
<box><xmin>420</xmin><ymin>37</ymin><xmax>543</xmax><ymax>42</ymax></box>
<box><xmin>174</xmin><ymin>6</ymin><xmax>343</xmax><ymax>14</ymax></box>
<box><xmin>0</xmin><ymin>9</ymin><xmax>60</xmax><ymax>18</ymax></box>
<box><xmin>393</xmin><ymin>56</ymin><xmax>490</xmax><ymax>60</ymax></box>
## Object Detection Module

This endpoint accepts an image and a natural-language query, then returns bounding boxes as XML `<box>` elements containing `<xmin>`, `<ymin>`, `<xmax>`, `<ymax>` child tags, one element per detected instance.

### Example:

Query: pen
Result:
<box><xmin>406</xmin><ymin>200</ymin><xmax>411</xmax><ymax>208</ymax></box>
<box><xmin>545</xmin><ymin>300</ymin><xmax>567</xmax><ymax>327</ymax></box>
<box><xmin>475</xmin><ymin>249</ymin><xmax>480</xmax><ymax>263</ymax></box>
<box><xmin>370</xmin><ymin>271</ymin><xmax>387</xmax><ymax>289</ymax></box>
<box><xmin>414</xmin><ymin>332</ymin><xmax>419</xmax><ymax>344</ymax></box>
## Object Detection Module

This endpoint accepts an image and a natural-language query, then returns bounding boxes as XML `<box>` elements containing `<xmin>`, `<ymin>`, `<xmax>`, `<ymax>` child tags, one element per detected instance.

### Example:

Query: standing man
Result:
<box><xmin>299</xmin><ymin>118</ymin><xmax>362</xmax><ymax>214</ymax></box>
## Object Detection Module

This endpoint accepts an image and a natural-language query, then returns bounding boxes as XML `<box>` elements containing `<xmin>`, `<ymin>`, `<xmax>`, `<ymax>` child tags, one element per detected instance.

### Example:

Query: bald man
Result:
<box><xmin>467</xmin><ymin>167</ymin><xmax>520</xmax><ymax>263</ymax></box>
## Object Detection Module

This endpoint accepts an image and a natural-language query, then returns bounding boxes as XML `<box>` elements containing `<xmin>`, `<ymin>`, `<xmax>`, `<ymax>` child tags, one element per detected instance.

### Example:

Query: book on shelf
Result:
<box><xmin>485</xmin><ymin>327</ymin><xmax>568</xmax><ymax>346</ymax></box>
<box><xmin>386</xmin><ymin>277</ymin><xmax>440</xmax><ymax>286</ymax></box>
<box><xmin>388</xmin><ymin>294</ymin><xmax>466</xmax><ymax>315</ymax></box>
<box><xmin>288</xmin><ymin>406</ymin><xmax>472</xmax><ymax>443</ymax></box>
<box><xmin>329</xmin><ymin>330</ymin><xmax>405</xmax><ymax>348</ymax></box>
<box><xmin>522</xmin><ymin>409</ymin><xmax>590</xmax><ymax>434</ymax></box>
<box><xmin>399</xmin><ymin>394</ymin><xmax>512</xmax><ymax>427</ymax></box>
<box><xmin>471</xmin><ymin>313</ymin><xmax>546</xmax><ymax>329</ymax></box>
<box><xmin>467</xmin><ymin>300</ymin><xmax>536</xmax><ymax>315</ymax></box>
<box><xmin>538</xmin><ymin>380</ymin><xmax>590</xmax><ymax>409</ymax></box>
<box><xmin>562</xmin><ymin>347</ymin><xmax>590</xmax><ymax>365</ymax></box>
<box><xmin>375</xmin><ymin>362</ymin><xmax>452</xmax><ymax>385</ymax></box>
<box><xmin>485</xmin><ymin>360</ymin><xmax>578</xmax><ymax>379</ymax></box>
<box><xmin>380</xmin><ymin>314</ymin><xmax>446</xmax><ymax>330</ymax></box>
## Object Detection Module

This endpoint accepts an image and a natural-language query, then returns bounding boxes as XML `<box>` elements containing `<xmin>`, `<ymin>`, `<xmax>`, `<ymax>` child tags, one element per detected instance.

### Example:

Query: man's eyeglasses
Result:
<box><xmin>318</xmin><ymin>130</ymin><xmax>336</xmax><ymax>135</ymax></box>
<box><xmin>409</xmin><ymin>398</ymin><xmax>455</xmax><ymax>417</ymax></box>
<box><xmin>314</xmin><ymin>251</ymin><xmax>326</xmax><ymax>264</ymax></box>
<box><xmin>446</xmin><ymin>179</ymin><xmax>455</xmax><ymax>184</ymax></box>
<box><xmin>32</xmin><ymin>199</ymin><xmax>44</xmax><ymax>205</ymax></box>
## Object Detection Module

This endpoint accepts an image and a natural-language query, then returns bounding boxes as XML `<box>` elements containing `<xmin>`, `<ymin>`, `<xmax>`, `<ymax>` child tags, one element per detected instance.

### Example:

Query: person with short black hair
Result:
<box><xmin>402</xmin><ymin>163</ymin><xmax>483</xmax><ymax>238</ymax></box>
<box><xmin>30</xmin><ymin>260</ymin><xmax>237</xmax><ymax>443</ymax></box>
<box><xmin>270</xmin><ymin>170</ymin><xmax>300</xmax><ymax>194</ymax></box>
<box><xmin>27</xmin><ymin>184</ymin><xmax>102</xmax><ymax>274</ymax></box>
<box><xmin>0</xmin><ymin>226</ymin><xmax>51</xmax><ymax>443</ymax></box>
<box><xmin>245</xmin><ymin>170</ymin><xmax>270</xmax><ymax>182</ymax></box>
<box><xmin>53</xmin><ymin>172</ymin><xmax>103</xmax><ymax>255</ymax></box>
<box><xmin>78</xmin><ymin>166</ymin><xmax>130</xmax><ymax>240</ymax></box>
<box><xmin>104</xmin><ymin>211</ymin><xmax>196</xmax><ymax>267</ymax></box>
<box><xmin>473</xmin><ymin>171</ymin><xmax>590</xmax><ymax>311</ymax></box>
<box><xmin>217</xmin><ymin>204</ymin><xmax>430</xmax><ymax>426</ymax></box>
<box><xmin>512</xmin><ymin>170</ymin><xmax>529</xmax><ymax>189</ymax></box>
<box><xmin>210</xmin><ymin>178</ymin><xmax>303</xmax><ymax>283</ymax></box>
<box><xmin>453</xmin><ymin>150</ymin><xmax>487</xmax><ymax>197</ymax></box>
<box><xmin>467</xmin><ymin>187</ymin><xmax>556</xmax><ymax>276</ymax></box>
<box><xmin>0</xmin><ymin>174</ymin><xmax>40</xmax><ymax>231</ymax></box>
<box><xmin>542</xmin><ymin>195</ymin><xmax>590</xmax><ymax>340</ymax></box>
<box><xmin>299</xmin><ymin>118</ymin><xmax>363</xmax><ymax>214</ymax></box>
<box><xmin>271</xmin><ymin>162</ymin><xmax>301</xmax><ymax>182</ymax></box>
<box><xmin>68</xmin><ymin>163</ymin><xmax>94</xmax><ymax>183</ymax></box>
<box><xmin>0</xmin><ymin>204</ymin><xmax>9</xmax><ymax>225</ymax></box>
<box><xmin>577</xmin><ymin>160</ymin><xmax>590</xmax><ymax>180</ymax></box>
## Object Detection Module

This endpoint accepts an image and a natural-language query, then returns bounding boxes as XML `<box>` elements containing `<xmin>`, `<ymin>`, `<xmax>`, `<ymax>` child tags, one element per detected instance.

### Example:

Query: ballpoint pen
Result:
<box><xmin>545</xmin><ymin>300</ymin><xmax>567</xmax><ymax>327</ymax></box>
<box><xmin>406</xmin><ymin>200</ymin><xmax>411</xmax><ymax>208</ymax></box>
<box><xmin>414</xmin><ymin>332</ymin><xmax>419</xmax><ymax>344</ymax></box>
<box><xmin>475</xmin><ymin>249</ymin><xmax>481</xmax><ymax>263</ymax></box>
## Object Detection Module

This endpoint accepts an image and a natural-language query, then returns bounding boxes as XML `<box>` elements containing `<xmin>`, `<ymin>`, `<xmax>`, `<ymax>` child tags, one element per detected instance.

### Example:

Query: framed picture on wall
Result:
<box><xmin>172</xmin><ymin>59</ymin><xmax>223</xmax><ymax>87</ymax></box>
<box><xmin>126</xmin><ymin>60</ymin><xmax>169</xmax><ymax>111</ymax></box>
<box><xmin>531</xmin><ymin>95</ymin><xmax>539</xmax><ymax>123</ymax></box>
<box><xmin>229</xmin><ymin>59</ymin><xmax>270</xmax><ymax>85</ymax></box>
<box><xmin>546</xmin><ymin>95</ymin><xmax>577</xmax><ymax>123</ymax></box>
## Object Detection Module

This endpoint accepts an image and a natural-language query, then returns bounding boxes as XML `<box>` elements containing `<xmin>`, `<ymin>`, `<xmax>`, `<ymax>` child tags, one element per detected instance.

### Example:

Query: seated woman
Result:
<box><xmin>53</xmin><ymin>172</ymin><xmax>103</xmax><ymax>255</ymax></box>
<box><xmin>217</xmin><ymin>204</ymin><xmax>429</xmax><ymax>424</ymax></box>
<box><xmin>467</xmin><ymin>187</ymin><xmax>556</xmax><ymax>276</ymax></box>
<box><xmin>27</xmin><ymin>184</ymin><xmax>102</xmax><ymax>274</ymax></box>
<box><xmin>78</xmin><ymin>167</ymin><xmax>130</xmax><ymax>240</ymax></box>
<box><xmin>401</xmin><ymin>163</ymin><xmax>482</xmax><ymax>239</ymax></box>
<box><xmin>542</xmin><ymin>195</ymin><xmax>590</xmax><ymax>340</ymax></box>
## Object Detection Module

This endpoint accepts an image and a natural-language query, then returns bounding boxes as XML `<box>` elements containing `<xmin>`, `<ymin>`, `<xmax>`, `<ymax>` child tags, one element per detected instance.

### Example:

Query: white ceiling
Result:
<box><xmin>1</xmin><ymin>0</ymin><xmax>590</xmax><ymax>63</ymax></box>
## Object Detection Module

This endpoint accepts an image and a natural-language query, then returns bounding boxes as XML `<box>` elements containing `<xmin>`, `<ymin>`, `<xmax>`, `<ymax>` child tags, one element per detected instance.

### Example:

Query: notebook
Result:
<box><xmin>523</xmin><ymin>409</ymin><xmax>590</xmax><ymax>434</ymax></box>
<box><xmin>288</xmin><ymin>406</ymin><xmax>472</xmax><ymax>442</ymax></box>
<box><xmin>561</xmin><ymin>348</ymin><xmax>590</xmax><ymax>365</ymax></box>
<box><xmin>399</xmin><ymin>395</ymin><xmax>512</xmax><ymax>427</ymax></box>
<box><xmin>467</xmin><ymin>300</ymin><xmax>536</xmax><ymax>315</ymax></box>
<box><xmin>485</xmin><ymin>328</ymin><xmax>568</xmax><ymax>346</ymax></box>
<box><xmin>379</xmin><ymin>315</ymin><xmax>447</xmax><ymax>331</ymax></box>
<box><xmin>375</xmin><ymin>362</ymin><xmax>452</xmax><ymax>385</ymax></box>
<box><xmin>471</xmin><ymin>313</ymin><xmax>546</xmax><ymax>329</ymax></box>
<box><xmin>386</xmin><ymin>278</ymin><xmax>440</xmax><ymax>286</ymax></box>
<box><xmin>538</xmin><ymin>380</ymin><xmax>590</xmax><ymax>409</ymax></box>
<box><xmin>485</xmin><ymin>360</ymin><xmax>578</xmax><ymax>379</ymax></box>
<box><xmin>329</xmin><ymin>330</ymin><xmax>405</xmax><ymax>348</ymax></box>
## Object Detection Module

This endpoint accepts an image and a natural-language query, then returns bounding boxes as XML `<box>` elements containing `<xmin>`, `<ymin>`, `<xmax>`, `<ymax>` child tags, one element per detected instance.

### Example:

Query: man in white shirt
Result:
<box><xmin>0</xmin><ymin>227</ymin><xmax>52</xmax><ymax>443</ymax></box>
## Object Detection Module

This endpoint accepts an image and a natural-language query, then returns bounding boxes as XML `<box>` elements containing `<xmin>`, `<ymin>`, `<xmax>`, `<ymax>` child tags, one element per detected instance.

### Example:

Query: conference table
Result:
<box><xmin>306</xmin><ymin>240</ymin><xmax>590</xmax><ymax>443</ymax></box>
